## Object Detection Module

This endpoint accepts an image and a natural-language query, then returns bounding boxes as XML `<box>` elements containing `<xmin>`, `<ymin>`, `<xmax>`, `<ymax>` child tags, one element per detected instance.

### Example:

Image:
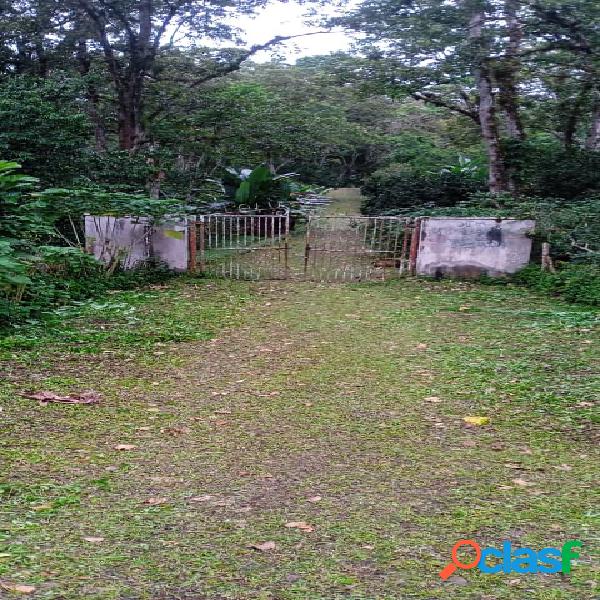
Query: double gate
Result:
<box><xmin>188</xmin><ymin>213</ymin><xmax>421</xmax><ymax>282</ymax></box>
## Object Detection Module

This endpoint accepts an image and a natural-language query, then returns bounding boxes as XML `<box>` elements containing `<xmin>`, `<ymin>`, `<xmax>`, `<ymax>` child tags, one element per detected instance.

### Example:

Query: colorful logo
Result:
<box><xmin>439</xmin><ymin>539</ymin><xmax>582</xmax><ymax>579</ymax></box>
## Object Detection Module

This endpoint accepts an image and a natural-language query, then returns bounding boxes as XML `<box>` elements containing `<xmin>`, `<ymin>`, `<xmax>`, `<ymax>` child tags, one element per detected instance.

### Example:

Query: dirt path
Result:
<box><xmin>1</xmin><ymin>196</ymin><xmax>598</xmax><ymax>599</ymax></box>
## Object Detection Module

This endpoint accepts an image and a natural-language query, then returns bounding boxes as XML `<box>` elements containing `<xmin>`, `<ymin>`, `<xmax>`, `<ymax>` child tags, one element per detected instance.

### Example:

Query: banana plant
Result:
<box><xmin>233</xmin><ymin>166</ymin><xmax>297</xmax><ymax>210</ymax></box>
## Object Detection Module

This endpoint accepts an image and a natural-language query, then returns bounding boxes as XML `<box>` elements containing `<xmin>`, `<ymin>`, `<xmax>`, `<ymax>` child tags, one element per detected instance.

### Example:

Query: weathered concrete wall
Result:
<box><xmin>84</xmin><ymin>216</ymin><xmax>189</xmax><ymax>271</ymax></box>
<box><xmin>151</xmin><ymin>218</ymin><xmax>190</xmax><ymax>271</ymax></box>
<box><xmin>416</xmin><ymin>217</ymin><xmax>535</xmax><ymax>278</ymax></box>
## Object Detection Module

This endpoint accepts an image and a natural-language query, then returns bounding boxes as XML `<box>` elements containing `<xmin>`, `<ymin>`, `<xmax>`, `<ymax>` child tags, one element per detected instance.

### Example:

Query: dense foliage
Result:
<box><xmin>362</xmin><ymin>169</ymin><xmax>485</xmax><ymax>214</ymax></box>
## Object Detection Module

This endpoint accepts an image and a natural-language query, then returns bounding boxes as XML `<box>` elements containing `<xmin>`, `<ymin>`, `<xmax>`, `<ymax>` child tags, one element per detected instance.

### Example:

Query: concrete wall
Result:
<box><xmin>84</xmin><ymin>216</ymin><xmax>190</xmax><ymax>271</ymax></box>
<box><xmin>416</xmin><ymin>217</ymin><xmax>535</xmax><ymax>278</ymax></box>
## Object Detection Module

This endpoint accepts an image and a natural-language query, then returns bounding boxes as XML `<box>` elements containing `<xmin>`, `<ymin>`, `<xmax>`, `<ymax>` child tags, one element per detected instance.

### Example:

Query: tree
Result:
<box><xmin>339</xmin><ymin>0</ymin><xmax>600</xmax><ymax>192</ymax></box>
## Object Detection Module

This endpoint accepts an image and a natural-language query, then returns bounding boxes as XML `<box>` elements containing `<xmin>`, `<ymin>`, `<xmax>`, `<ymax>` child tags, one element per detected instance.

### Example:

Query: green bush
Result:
<box><xmin>513</xmin><ymin>264</ymin><xmax>600</xmax><ymax>305</ymax></box>
<box><xmin>1</xmin><ymin>261</ymin><xmax>176</xmax><ymax>326</ymax></box>
<box><xmin>361</xmin><ymin>168</ymin><xmax>485</xmax><ymax>215</ymax></box>
<box><xmin>504</xmin><ymin>139</ymin><xmax>600</xmax><ymax>199</ymax></box>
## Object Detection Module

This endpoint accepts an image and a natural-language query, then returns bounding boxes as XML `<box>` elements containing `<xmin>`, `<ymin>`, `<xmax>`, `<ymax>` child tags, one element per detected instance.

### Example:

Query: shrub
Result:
<box><xmin>361</xmin><ymin>168</ymin><xmax>485</xmax><ymax>215</ymax></box>
<box><xmin>504</xmin><ymin>139</ymin><xmax>600</xmax><ymax>199</ymax></box>
<box><xmin>513</xmin><ymin>264</ymin><xmax>600</xmax><ymax>305</ymax></box>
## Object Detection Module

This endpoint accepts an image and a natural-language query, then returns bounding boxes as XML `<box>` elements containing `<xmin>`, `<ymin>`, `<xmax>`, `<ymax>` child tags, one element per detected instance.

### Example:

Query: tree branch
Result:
<box><xmin>188</xmin><ymin>31</ymin><xmax>330</xmax><ymax>88</ymax></box>
<box><xmin>411</xmin><ymin>91</ymin><xmax>480</xmax><ymax>123</ymax></box>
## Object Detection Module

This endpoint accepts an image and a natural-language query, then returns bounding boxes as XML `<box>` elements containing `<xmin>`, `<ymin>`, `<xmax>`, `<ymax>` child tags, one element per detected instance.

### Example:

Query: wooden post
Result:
<box><xmin>541</xmin><ymin>242</ymin><xmax>556</xmax><ymax>273</ymax></box>
<box><xmin>304</xmin><ymin>216</ymin><xmax>312</xmax><ymax>276</ymax></box>
<box><xmin>399</xmin><ymin>221</ymin><xmax>410</xmax><ymax>275</ymax></box>
<box><xmin>188</xmin><ymin>218</ymin><xmax>197</xmax><ymax>273</ymax></box>
<box><xmin>198</xmin><ymin>217</ymin><xmax>206</xmax><ymax>273</ymax></box>
<box><xmin>408</xmin><ymin>218</ymin><xmax>421</xmax><ymax>276</ymax></box>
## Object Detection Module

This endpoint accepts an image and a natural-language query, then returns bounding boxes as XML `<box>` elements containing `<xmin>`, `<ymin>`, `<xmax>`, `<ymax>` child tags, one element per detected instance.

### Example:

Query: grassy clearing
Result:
<box><xmin>0</xmin><ymin>273</ymin><xmax>598</xmax><ymax>599</ymax></box>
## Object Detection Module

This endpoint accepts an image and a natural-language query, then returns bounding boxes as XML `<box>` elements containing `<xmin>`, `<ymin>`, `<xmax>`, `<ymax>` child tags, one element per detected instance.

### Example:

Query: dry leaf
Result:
<box><xmin>83</xmin><ymin>537</ymin><xmax>105</xmax><ymax>543</ymax></box>
<box><xmin>554</xmin><ymin>464</ymin><xmax>572</xmax><ymax>471</ymax></box>
<box><xmin>114</xmin><ymin>444</ymin><xmax>136</xmax><ymax>451</ymax></box>
<box><xmin>416</xmin><ymin>343</ymin><xmax>428</xmax><ymax>350</ymax></box>
<box><xmin>249</xmin><ymin>541</ymin><xmax>276</xmax><ymax>551</ymax></box>
<box><xmin>424</xmin><ymin>396</ymin><xmax>442</xmax><ymax>403</ymax></box>
<box><xmin>31</xmin><ymin>504</ymin><xmax>52</xmax><ymax>511</ymax></box>
<box><xmin>21</xmin><ymin>390</ymin><xmax>100</xmax><ymax>405</ymax></box>
<box><xmin>307</xmin><ymin>496</ymin><xmax>322</xmax><ymax>503</ymax></box>
<box><xmin>463</xmin><ymin>416</ymin><xmax>490</xmax><ymax>426</ymax></box>
<box><xmin>512</xmin><ymin>478</ymin><xmax>535</xmax><ymax>487</ymax></box>
<box><xmin>190</xmin><ymin>495</ymin><xmax>212</xmax><ymax>502</ymax></box>
<box><xmin>136</xmin><ymin>426</ymin><xmax>152</xmax><ymax>432</ymax></box>
<box><xmin>284</xmin><ymin>521</ymin><xmax>314</xmax><ymax>532</ymax></box>
<box><xmin>160</xmin><ymin>426</ymin><xmax>191</xmax><ymax>435</ymax></box>
<box><xmin>143</xmin><ymin>497</ymin><xmax>167</xmax><ymax>505</ymax></box>
<box><xmin>214</xmin><ymin>409</ymin><xmax>232</xmax><ymax>414</ymax></box>
<box><xmin>0</xmin><ymin>582</ymin><xmax>36</xmax><ymax>594</ymax></box>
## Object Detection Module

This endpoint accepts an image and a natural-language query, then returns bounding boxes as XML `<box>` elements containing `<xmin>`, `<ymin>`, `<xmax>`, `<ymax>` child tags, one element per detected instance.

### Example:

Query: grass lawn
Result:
<box><xmin>0</xmin><ymin>272</ymin><xmax>598</xmax><ymax>598</ymax></box>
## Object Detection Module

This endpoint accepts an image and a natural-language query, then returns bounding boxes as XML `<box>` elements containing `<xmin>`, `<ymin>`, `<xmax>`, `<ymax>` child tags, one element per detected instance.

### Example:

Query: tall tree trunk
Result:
<box><xmin>75</xmin><ymin>36</ymin><xmax>107</xmax><ymax>152</ymax></box>
<box><xmin>586</xmin><ymin>88</ymin><xmax>600</xmax><ymax>150</ymax></box>
<box><xmin>497</xmin><ymin>0</ymin><xmax>525</xmax><ymax>140</ymax></box>
<box><xmin>117</xmin><ymin>81</ymin><xmax>145</xmax><ymax>151</ymax></box>
<box><xmin>562</xmin><ymin>81</ymin><xmax>591</xmax><ymax>149</ymax></box>
<box><xmin>470</xmin><ymin>5</ymin><xmax>508</xmax><ymax>193</ymax></box>
<box><xmin>78</xmin><ymin>0</ymin><xmax>154</xmax><ymax>151</ymax></box>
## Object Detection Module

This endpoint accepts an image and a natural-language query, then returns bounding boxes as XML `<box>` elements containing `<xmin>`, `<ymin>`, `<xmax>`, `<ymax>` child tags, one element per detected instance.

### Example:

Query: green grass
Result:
<box><xmin>0</xmin><ymin>275</ymin><xmax>598</xmax><ymax>599</ymax></box>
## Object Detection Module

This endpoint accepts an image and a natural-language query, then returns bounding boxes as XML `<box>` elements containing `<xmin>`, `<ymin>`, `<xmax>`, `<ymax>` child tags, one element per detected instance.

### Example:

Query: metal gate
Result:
<box><xmin>303</xmin><ymin>215</ymin><xmax>418</xmax><ymax>282</ymax></box>
<box><xmin>189</xmin><ymin>213</ymin><xmax>421</xmax><ymax>282</ymax></box>
<box><xmin>189</xmin><ymin>212</ymin><xmax>290</xmax><ymax>280</ymax></box>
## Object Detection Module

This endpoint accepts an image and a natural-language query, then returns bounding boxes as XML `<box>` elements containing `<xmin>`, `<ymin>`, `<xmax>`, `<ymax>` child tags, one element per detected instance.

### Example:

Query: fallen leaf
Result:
<box><xmin>424</xmin><ymin>396</ymin><xmax>441</xmax><ymax>403</ymax></box>
<box><xmin>214</xmin><ymin>409</ymin><xmax>232</xmax><ymax>414</ymax></box>
<box><xmin>0</xmin><ymin>582</ymin><xmax>36</xmax><ymax>594</ymax></box>
<box><xmin>143</xmin><ymin>497</ymin><xmax>168</xmax><ymax>505</ymax></box>
<box><xmin>31</xmin><ymin>504</ymin><xmax>52</xmax><ymax>511</ymax></box>
<box><xmin>190</xmin><ymin>495</ymin><xmax>212</xmax><ymax>502</ymax></box>
<box><xmin>463</xmin><ymin>416</ymin><xmax>490</xmax><ymax>426</ymax></box>
<box><xmin>249</xmin><ymin>541</ymin><xmax>276</xmax><ymax>551</ymax></box>
<box><xmin>512</xmin><ymin>478</ymin><xmax>535</xmax><ymax>487</ymax></box>
<box><xmin>461</xmin><ymin>440</ymin><xmax>477</xmax><ymax>448</ymax></box>
<box><xmin>21</xmin><ymin>390</ymin><xmax>100</xmax><ymax>405</ymax></box>
<box><xmin>416</xmin><ymin>343</ymin><xmax>428</xmax><ymax>350</ymax></box>
<box><xmin>114</xmin><ymin>444</ymin><xmax>136</xmax><ymax>451</ymax></box>
<box><xmin>136</xmin><ymin>426</ymin><xmax>152</xmax><ymax>432</ymax></box>
<box><xmin>307</xmin><ymin>496</ymin><xmax>322</xmax><ymax>503</ymax></box>
<box><xmin>83</xmin><ymin>537</ymin><xmax>105</xmax><ymax>543</ymax></box>
<box><xmin>284</xmin><ymin>521</ymin><xmax>314</xmax><ymax>532</ymax></box>
<box><xmin>554</xmin><ymin>464</ymin><xmax>572</xmax><ymax>471</ymax></box>
<box><xmin>575</xmin><ymin>401</ymin><xmax>595</xmax><ymax>408</ymax></box>
<box><xmin>160</xmin><ymin>426</ymin><xmax>191</xmax><ymax>435</ymax></box>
